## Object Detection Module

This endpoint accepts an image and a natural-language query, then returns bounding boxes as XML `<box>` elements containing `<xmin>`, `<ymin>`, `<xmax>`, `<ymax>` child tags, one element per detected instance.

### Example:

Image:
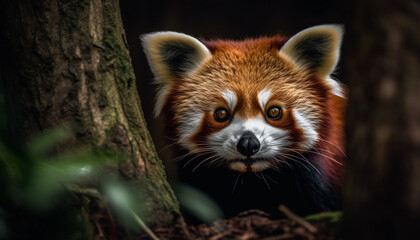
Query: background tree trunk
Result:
<box><xmin>344</xmin><ymin>0</ymin><xmax>420</xmax><ymax>239</ymax></box>
<box><xmin>1</xmin><ymin>0</ymin><xmax>184</xmax><ymax>238</ymax></box>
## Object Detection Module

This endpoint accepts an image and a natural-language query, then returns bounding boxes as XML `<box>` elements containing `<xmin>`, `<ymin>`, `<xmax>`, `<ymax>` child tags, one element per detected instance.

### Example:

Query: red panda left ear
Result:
<box><xmin>141</xmin><ymin>31</ymin><xmax>211</xmax><ymax>84</ymax></box>
<box><xmin>141</xmin><ymin>31</ymin><xmax>211</xmax><ymax>117</ymax></box>
<box><xmin>279</xmin><ymin>25</ymin><xmax>343</xmax><ymax>79</ymax></box>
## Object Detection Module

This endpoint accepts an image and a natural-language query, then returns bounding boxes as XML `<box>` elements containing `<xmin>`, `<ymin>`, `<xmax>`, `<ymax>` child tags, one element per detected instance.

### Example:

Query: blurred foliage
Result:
<box><xmin>0</xmin><ymin>123</ymin><xmax>161</xmax><ymax>239</ymax></box>
<box><xmin>0</xmin><ymin>124</ymin><xmax>101</xmax><ymax>239</ymax></box>
<box><xmin>174</xmin><ymin>183</ymin><xmax>224</xmax><ymax>224</ymax></box>
<box><xmin>103</xmin><ymin>180</ymin><xmax>148</xmax><ymax>230</ymax></box>
<box><xmin>0</xmin><ymin>91</ymin><xmax>146</xmax><ymax>238</ymax></box>
<box><xmin>1</xmin><ymin>125</ymin><xmax>96</xmax><ymax>205</ymax></box>
<box><xmin>304</xmin><ymin>211</ymin><xmax>343</xmax><ymax>223</ymax></box>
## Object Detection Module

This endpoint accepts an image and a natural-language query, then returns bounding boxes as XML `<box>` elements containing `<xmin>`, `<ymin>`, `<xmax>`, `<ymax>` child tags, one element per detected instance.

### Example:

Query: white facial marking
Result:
<box><xmin>292</xmin><ymin>108</ymin><xmax>319</xmax><ymax>150</ymax></box>
<box><xmin>178</xmin><ymin>109</ymin><xmax>204</xmax><ymax>151</ymax></box>
<box><xmin>258</xmin><ymin>89</ymin><xmax>272</xmax><ymax>110</ymax></box>
<box><xmin>222</xmin><ymin>90</ymin><xmax>238</xmax><ymax>111</ymax></box>
<box><xmin>209</xmin><ymin>116</ymin><xmax>291</xmax><ymax>169</ymax></box>
<box><xmin>326</xmin><ymin>77</ymin><xmax>345</xmax><ymax>98</ymax></box>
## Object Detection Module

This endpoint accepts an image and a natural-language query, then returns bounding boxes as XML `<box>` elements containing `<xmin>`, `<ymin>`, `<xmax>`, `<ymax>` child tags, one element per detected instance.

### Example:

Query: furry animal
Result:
<box><xmin>142</xmin><ymin>25</ymin><xmax>346</xmax><ymax>217</ymax></box>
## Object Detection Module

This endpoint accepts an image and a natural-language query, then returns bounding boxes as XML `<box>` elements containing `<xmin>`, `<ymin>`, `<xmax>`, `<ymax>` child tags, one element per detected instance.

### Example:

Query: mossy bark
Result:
<box><xmin>1</xmin><ymin>0</ymin><xmax>184</xmax><ymax>238</ymax></box>
<box><xmin>344</xmin><ymin>0</ymin><xmax>420</xmax><ymax>239</ymax></box>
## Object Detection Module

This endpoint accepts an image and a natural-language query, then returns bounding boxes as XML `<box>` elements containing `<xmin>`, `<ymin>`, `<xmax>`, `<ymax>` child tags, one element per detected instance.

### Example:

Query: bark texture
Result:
<box><xmin>344</xmin><ymin>0</ymin><xmax>420</xmax><ymax>239</ymax></box>
<box><xmin>1</xmin><ymin>0</ymin><xmax>183</xmax><ymax>237</ymax></box>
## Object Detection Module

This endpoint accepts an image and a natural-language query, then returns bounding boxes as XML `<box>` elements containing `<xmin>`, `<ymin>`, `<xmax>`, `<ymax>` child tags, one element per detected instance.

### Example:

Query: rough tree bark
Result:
<box><xmin>344</xmin><ymin>0</ymin><xmax>420</xmax><ymax>239</ymax></box>
<box><xmin>1</xmin><ymin>0</ymin><xmax>184</xmax><ymax>238</ymax></box>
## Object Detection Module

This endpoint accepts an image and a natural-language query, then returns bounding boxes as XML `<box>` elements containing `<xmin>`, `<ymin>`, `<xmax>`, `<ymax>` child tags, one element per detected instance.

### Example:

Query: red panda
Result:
<box><xmin>142</xmin><ymin>25</ymin><xmax>346</xmax><ymax>218</ymax></box>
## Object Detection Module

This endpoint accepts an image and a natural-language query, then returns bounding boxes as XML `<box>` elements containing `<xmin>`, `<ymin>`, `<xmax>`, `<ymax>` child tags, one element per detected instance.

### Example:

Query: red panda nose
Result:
<box><xmin>236</xmin><ymin>131</ymin><xmax>261</xmax><ymax>158</ymax></box>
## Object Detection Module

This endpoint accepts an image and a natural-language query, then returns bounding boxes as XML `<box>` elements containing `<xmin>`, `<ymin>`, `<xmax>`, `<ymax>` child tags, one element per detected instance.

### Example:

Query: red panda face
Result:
<box><xmin>142</xmin><ymin>25</ymin><xmax>344</xmax><ymax>173</ymax></box>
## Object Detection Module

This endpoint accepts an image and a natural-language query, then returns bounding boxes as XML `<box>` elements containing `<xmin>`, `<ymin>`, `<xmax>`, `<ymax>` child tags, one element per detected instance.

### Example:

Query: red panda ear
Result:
<box><xmin>141</xmin><ymin>31</ymin><xmax>211</xmax><ymax>84</ymax></box>
<box><xmin>141</xmin><ymin>32</ymin><xmax>211</xmax><ymax>117</ymax></box>
<box><xmin>279</xmin><ymin>25</ymin><xmax>343</xmax><ymax>79</ymax></box>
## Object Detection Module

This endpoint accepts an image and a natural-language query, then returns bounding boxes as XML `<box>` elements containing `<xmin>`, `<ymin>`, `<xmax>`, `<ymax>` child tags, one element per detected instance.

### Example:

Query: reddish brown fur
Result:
<box><xmin>162</xmin><ymin>36</ymin><xmax>345</xmax><ymax>186</ymax></box>
<box><xmin>317</xmin><ymin>91</ymin><xmax>346</xmax><ymax>187</ymax></box>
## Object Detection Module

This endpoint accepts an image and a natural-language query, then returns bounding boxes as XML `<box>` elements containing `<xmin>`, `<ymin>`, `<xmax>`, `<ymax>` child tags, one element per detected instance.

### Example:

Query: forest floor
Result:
<box><xmin>149</xmin><ymin>206</ymin><xmax>340</xmax><ymax>240</ymax></box>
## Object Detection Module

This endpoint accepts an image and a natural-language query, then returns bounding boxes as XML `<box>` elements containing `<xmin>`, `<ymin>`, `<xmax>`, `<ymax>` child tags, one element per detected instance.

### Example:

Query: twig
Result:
<box><xmin>208</xmin><ymin>230</ymin><xmax>233</xmax><ymax>240</ymax></box>
<box><xmin>278</xmin><ymin>205</ymin><xmax>317</xmax><ymax>233</ymax></box>
<box><xmin>130</xmin><ymin>209</ymin><xmax>160</xmax><ymax>240</ymax></box>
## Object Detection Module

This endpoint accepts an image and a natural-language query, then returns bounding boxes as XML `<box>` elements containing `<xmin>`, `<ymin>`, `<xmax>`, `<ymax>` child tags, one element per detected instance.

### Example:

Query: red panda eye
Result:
<box><xmin>266</xmin><ymin>106</ymin><xmax>282</xmax><ymax>120</ymax></box>
<box><xmin>214</xmin><ymin>108</ymin><xmax>230</xmax><ymax>122</ymax></box>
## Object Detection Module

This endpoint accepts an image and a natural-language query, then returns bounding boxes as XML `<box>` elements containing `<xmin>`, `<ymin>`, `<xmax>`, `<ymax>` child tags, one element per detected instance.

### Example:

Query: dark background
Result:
<box><xmin>119</xmin><ymin>0</ymin><xmax>351</xmax><ymax>179</ymax></box>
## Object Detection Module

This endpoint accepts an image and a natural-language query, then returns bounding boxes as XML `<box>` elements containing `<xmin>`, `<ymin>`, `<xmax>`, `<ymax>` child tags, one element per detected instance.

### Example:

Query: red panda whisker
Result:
<box><xmin>232</xmin><ymin>173</ymin><xmax>243</xmax><ymax>193</ymax></box>
<box><xmin>272</xmin><ymin>156</ymin><xmax>292</xmax><ymax>169</ymax></box>
<box><xmin>164</xmin><ymin>136</ymin><xmax>179</xmax><ymax>142</ymax></box>
<box><xmin>266</xmin><ymin>140</ymin><xmax>343</xmax><ymax>167</ymax></box>
<box><xmin>262</xmin><ymin>171</ymin><xmax>273</xmax><ymax>180</ymax></box>
<box><xmin>285</xmin><ymin>148</ymin><xmax>321</xmax><ymax>175</ymax></box>
<box><xmin>182</xmin><ymin>151</ymin><xmax>214</xmax><ymax>168</ymax></box>
<box><xmin>204</xmin><ymin>159</ymin><xmax>217</xmax><ymax>168</ymax></box>
<box><xmin>203</xmin><ymin>156</ymin><xmax>223</xmax><ymax>168</ymax></box>
<box><xmin>279</xmin><ymin>154</ymin><xmax>300</xmax><ymax>172</ymax></box>
<box><xmin>255</xmin><ymin>172</ymin><xmax>264</xmax><ymax>180</ymax></box>
<box><xmin>257</xmin><ymin>172</ymin><xmax>271</xmax><ymax>190</ymax></box>
<box><xmin>195</xmin><ymin>143</ymin><xmax>222</xmax><ymax>149</ymax></box>
<box><xmin>277</xmin><ymin>153</ymin><xmax>310</xmax><ymax>172</ymax></box>
<box><xmin>191</xmin><ymin>144</ymin><xmax>218</xmax><ymax>151</ymax></box>
<box><xmin>269</xmin><ymin>164</ymin><xmax>287</xmax><ymax>173</ymax></box>
<box><xmin>284</xmin><ymin>148</ymin><xmax>320</xmax><ymax>167</ymax></box>
<box><xmin>316</xmin><ymin>138</ymin><xmax>346</xmax><ymax>156</ymax></box>
<box><xmin>173</xmin><ymin>151</ymin><xmax>196</xmax><ymax>162</ymax></box>
<box><xmin>182</xmin><ymin>155</ymin><xmax>202</xmax><ymax>168</ymax></box>
<box><xmin>192</xmin><ymin>155</ymin><xmax>219</xmax><ymax>172</ymax></box>
<box><xmin>215</xmin><ymin>160</ymin><xmax>226</xmax><ymax>168</ymax></box>
<box><xmin>310</xmin><ymin>146</ymin><xmax>338</xmax><ymax>158</ymax></box>
<box><xmin>280</xmin><ymin>151</ymin><xmax>314</xmax><ymax>173</ymax></box>
<box><xmin>263</xmin><ymin>171</ymin><xmax>279</xmax><ymax>184</ymax></box>
<box><xmin>196</xmin><ymin>147</ymin><xmax>216</xmax><ymax>153</ymax></box>
<box><xmin>303</xmin><ymin>149</ymin><xmax>343</xmax><ymax>166</ymax></box>
<box><xmin>193</xmin><ymin>148</ymin><xmax>216</xmax><ymax>154</ymax></box>
<box><xmin>158</xmin><ymin>141</ymin><xmax>181</xmax><ymax>154</ymax></box>
<box><xmin>214</xmin><ymin>158</ymin><xmax>226</xmax><ymax>167</ymax></box>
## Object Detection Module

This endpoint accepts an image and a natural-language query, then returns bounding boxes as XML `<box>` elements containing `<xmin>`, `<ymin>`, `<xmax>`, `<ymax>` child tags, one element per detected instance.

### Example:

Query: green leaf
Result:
<box><xmin>174</xmin><ymin>183</ymin><xmax>224</xmax><ymax>224</ymax></box>
<box><xmin>304</xmin><ymin>211</ymin><xmax>343</xmax><ymax>223</ymax></box>
<box><xmin>103</xmin><ymin>181</ymin><xmax>147</xmax><ymax>230</ymax></box>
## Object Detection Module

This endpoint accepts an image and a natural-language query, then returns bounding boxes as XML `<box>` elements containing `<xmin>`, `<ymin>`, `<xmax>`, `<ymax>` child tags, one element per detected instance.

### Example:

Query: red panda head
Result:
<box><xmin>142</xmin><ymin>25</ymin><xmax>344</xmax><ymax>173</ymax></box>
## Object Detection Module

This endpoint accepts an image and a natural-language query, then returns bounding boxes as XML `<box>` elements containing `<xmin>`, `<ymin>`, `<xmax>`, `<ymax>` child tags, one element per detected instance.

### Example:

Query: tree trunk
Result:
<box><xmin>344</xmin><ymin>0</ymin><xmax>420</xmax><ymax>239</ymax></box>
<box><xmin>1</xmin><ymin>0</ymin><xmax>184</xmax><ymax>238</ymax></box>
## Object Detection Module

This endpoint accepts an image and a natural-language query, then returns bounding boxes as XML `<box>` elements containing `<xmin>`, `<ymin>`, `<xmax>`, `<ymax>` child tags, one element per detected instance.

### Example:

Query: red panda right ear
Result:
<box><xmin>141</xmin><ymin>32</ymin><xmax>211</xmax><ymax>84</ymax></box>
<box><xmin>279</xmin><ymin>25</ymin><xmax>343</xmax><ymax>79</ymax></box>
